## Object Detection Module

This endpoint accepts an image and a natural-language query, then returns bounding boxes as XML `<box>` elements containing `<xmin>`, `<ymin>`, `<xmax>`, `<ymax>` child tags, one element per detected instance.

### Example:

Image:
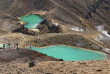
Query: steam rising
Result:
<box><xmin>97</xmin><ymin>25</ymin><xmax>110</xmax><ymax>38</ymax></box>
<box><xmin>53</xmin><ymin>22</ymin><xmax>59</xmax><ymax>26</ymax></box>
<box><xmin>95</xmin><ymin>25</ymin><xmax>110</xmax><ymax>53</ymax></box>
<box><xmin>32</xmin><ymin>24</ymin><xmax>40</xmax><ymax>29</ymax></box>
<box><xmin>102</xmin><ymin>48</ymin><xmax>110</xmax><ymax>54</ymax></box>
<box><xmin>71</xmin><ymin>27</ymin><xmax>83</xmax><ymax>31</ymax></box>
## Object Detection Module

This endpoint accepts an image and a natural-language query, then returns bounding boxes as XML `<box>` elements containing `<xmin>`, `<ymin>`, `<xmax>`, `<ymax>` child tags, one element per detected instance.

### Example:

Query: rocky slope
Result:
<box><xmin>0</xmin><ymin>48</ymin><xmax>61</xmax><ymax>63</ymax></box>
<box><xmin>0</xmin><ymin>1</ymin><xmax>110</xmax><ymax>73</ymax></box>
<box><xmin>0</xmin><ymin>60</ymin><xmax>110</xmax><ymax>74</ymax></box>
<box><xmin>0</xmin><ymin>48</ymin><xmax>109</xmax><ymax>74</ymax></box>
<box><xmin>0</xmin><ymin>0</ymin><xmax>110</xmax><ymax>47</ymax></box>
<box><xmin>0</xmin><ymin>0</ymin><xmax>110</xmax><ymax>31</ymax></box>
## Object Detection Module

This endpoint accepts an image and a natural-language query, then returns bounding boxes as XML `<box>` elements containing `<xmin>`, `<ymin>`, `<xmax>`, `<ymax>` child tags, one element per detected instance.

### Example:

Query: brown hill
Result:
<box><xmin>0</xmin><ymin>0</ymin><xmax>110</xmax><ymax>32</ymax></box>
<box><xmin>0</xmin><ymin>0</ymin><xmax>110</xmax><ymax>49</ymax></box>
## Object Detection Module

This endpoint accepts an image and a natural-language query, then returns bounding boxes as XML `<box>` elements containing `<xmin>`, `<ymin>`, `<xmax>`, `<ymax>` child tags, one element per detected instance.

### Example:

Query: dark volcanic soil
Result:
<box><xmin>0</xmin><ymin>48</ymin><xmax>60</xmax><ymax>63</ymax></box>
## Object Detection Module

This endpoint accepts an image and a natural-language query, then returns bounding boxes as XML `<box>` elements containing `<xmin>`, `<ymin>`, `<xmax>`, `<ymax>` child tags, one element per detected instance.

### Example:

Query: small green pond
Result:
<box><xmin>27</xmin><ymin>45</ymin><xmax>107</xmax><ymax>61</ymax></box>
<box><xmin>20</xmin><ymin>14</ymin><xmax>45</xmax><ymax>29</ymax></box>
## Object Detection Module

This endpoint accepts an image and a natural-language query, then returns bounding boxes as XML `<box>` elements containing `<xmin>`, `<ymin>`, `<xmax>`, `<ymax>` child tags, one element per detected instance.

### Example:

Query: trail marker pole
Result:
<box><xmin>8</xmin><ymin>43</ymin><xmax>10</xmax><ymax>49</ymax></box>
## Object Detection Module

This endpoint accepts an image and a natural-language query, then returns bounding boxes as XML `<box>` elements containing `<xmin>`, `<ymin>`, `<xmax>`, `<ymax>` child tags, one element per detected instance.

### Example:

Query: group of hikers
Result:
<box><xmin>2</xmin><ymin>43</ymin><xmax>19</xmax><ymax>50</ymax></box>
<box><xmin>1</xmin><ymin>43</ymin><xmax>32</xmax><ymax>50</ymax></box>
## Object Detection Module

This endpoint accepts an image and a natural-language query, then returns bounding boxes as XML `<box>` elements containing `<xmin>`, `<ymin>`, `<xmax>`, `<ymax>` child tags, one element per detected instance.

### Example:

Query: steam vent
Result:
<box><xmin>0</xmin><ymin>0</ymin><xmax>110</xmax><ymax>74</ymax></box>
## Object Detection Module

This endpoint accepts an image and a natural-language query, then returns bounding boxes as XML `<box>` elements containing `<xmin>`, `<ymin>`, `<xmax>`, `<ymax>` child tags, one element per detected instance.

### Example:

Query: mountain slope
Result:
<box><xmin>0</xmin><ymin>0</ymin><xmax>110</xmax><ymax>32</ymax></box>
<box><xmin>0</xmin><ymin>0</ymin><xmax>110</xmax><ymax>49</ymax></box>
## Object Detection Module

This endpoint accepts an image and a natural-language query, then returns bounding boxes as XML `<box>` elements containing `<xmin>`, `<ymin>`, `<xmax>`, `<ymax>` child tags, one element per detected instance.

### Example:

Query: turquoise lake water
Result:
<box><xmin>27</xmin><ymin>45</ymin><xmax>106</xmax><ymax>61</ymax></box>
<box><xmin>20</xmin><ymin>14</ymin><xmax>45</xmax><ymax>29</ymax></box>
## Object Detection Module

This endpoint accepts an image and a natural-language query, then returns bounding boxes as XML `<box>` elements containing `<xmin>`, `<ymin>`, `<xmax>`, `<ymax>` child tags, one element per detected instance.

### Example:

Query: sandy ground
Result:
<box><xmin>0</xmin><ymin>60</ymin><xmax>110</xmax><ymax>74</ymax></box>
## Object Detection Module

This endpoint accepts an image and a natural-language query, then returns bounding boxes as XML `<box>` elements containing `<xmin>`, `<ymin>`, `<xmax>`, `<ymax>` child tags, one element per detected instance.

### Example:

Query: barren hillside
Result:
<box><xmin>0</xmin><ymin>0</ymin><xmax>110</xmax><ymax>32</ymax></box>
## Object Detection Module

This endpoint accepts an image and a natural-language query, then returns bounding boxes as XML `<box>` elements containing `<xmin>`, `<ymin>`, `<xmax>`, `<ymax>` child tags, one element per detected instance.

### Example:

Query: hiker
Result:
<box><xmin>16</xmin><ymin>43</ymin><xmax>18</xmax><ymax>50</ymax></box>
<box><xmin>8</xmin><ymin>43</ymin><xmax>10</xmax><ymax>49</ymax></box>
<box><xmin>30</xmin><ymin>46</ymin><xmax>31</xmax><ymax>49</ymax></box>
<box><xmin>3</xmin><ymin>44</ymin><xmax>5</xmax><ymax>50</ymax></box>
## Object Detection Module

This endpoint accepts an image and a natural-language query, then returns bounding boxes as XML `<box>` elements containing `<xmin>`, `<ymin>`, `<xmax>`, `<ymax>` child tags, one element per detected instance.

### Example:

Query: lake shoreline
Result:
<box><xmin>27</xmin><ymin>45</ymin><xmax>108</xmax><ymax>61</ymax></box>
<box><xmin>27</xmin><ymin>44</ymin><xmax>110</xmax><ymax>59</ymax></box>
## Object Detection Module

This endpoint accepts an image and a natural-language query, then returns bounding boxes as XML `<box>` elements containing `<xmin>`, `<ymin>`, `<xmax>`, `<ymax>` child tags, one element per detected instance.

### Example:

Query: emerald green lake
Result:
<box><xmin>27</xmin><ymin>45</ymin><xmax>106</xmax><ymax>61</ymax></box>
<box><xmin>20</xmin><ymin>14</ymin><xmax>45</xmax><ymax>29</ymax></box>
